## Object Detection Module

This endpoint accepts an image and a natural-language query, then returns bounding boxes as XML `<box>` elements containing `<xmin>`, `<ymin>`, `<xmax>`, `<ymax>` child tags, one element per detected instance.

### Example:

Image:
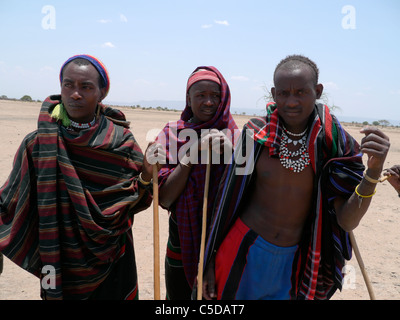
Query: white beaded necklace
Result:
<box><xmin>69</xmin><ymin>117</ymin><xmax>96</xmax><ymax>129</ymax></box>
<box><xmin>279</xmin><ymin>126</ymin><xmax>310</xmax><ymax>173</ymax></box>
<box><xmin>282</xmin><ymin>125</ymin><xmax>307</xmax><ymax>137</ymax></box>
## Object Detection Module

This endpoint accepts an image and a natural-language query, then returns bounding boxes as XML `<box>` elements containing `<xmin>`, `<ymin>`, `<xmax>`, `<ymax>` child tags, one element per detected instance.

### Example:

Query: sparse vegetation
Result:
<box><xmin>0</xmin><ymin>94</ymin><xmax>398</xmax><ymax>128</ymax></box>
<box><xmin>20</xmin><ymin>95</ymin><xmax>33</xmax><ymax>102</ymax></box>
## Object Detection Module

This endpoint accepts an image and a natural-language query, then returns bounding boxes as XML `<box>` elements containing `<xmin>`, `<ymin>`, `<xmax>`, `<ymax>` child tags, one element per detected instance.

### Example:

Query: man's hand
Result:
<box><xmin>384</xmin><ymin>165</ymin><xmax>400</xmax><ymax>194</ymax></box>
<box><xmin>202</xmin><ymin>259</ymin><xmax>217</xmax><ymax>300</ymax></box>
<box><xmin>199</xmin><ymin>129</ymin><xmax>233</xmax><ymax>154</ymax></box>
<box><xmin>142</xmin><ymin>142</ymin><xmax>166</xmax><ymax>181</ymax></box>
<box><xmin>360</xmin><ymin>127</ymin><xmax>390</xmax><ymax>177</ymax></box>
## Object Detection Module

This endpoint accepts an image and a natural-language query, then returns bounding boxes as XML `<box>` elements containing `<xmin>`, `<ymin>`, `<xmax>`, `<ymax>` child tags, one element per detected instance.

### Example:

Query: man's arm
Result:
<box><xmin>384</xmin><ymin>165</ymin><xmax>400</xmax><ymax>195</ymax></box>
<box><xmin>334</xmin><ymin>127</ymin><xmax>390</xmax><ymax>231</ymax></box>
<box><xmin>158</xmin><ymin>159</ymin><xmax>193</xmax><ymax>209</ymax></box>
<box><xmin>158</xmin><ymin>130</ymin><xmax>233</xmax><ymax>209</ymax></box>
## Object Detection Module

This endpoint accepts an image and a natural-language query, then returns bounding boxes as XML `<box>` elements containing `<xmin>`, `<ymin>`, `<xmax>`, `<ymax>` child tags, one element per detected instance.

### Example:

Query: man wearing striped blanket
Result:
<box><xmin>202</xmin><ymin>55</ymin><xmax>390</xmax><ymax>300</ymax></box>
<box><xmin>0</xmin><ymin>54</ymin><xmax>154</xmax><ymax>299</ymax></box>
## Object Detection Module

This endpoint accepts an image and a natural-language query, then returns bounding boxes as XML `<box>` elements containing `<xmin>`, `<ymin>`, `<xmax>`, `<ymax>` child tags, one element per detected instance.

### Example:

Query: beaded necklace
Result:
<box><xmin>69</xmin><ymin>117</ymin><xmax>96</xmax><ymax>129</ymax></box>
<box><xmin>279</xmin><ymin>126</ymin><xmax>310</xmax><ymax>173</ymax></box>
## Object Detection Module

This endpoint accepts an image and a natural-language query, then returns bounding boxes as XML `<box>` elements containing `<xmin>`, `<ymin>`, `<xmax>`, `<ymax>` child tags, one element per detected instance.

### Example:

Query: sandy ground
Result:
<box><xmin>0</xmin><ymin>99</ymin><xmax>399</xmax><ymax>300</ymax></box>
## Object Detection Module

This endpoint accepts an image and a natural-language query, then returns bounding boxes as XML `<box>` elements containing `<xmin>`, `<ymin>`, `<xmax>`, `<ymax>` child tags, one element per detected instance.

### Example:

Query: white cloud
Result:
<box><xmin>98</xmin><ymin>19</ymin><xmax>112</xmax><ymax>24</ymax></box>
<box><xmin>323</xmin><ymin>81</ymin><xmax>339</xmax><ymax>90</ymax></box>
<box><xmin>40</xmin><ymin>65</ymin><xmax>55</xmax><ymax>73</ymax></box>
<box><xmin>354</xmin><ymin>91</ymin><xmax>366</xmax><ymax>97</ymax></box>
<box><xmin>231</xmin><ymin>75</ymin><xmax>249</xmax><ymax>81</ymax></box>
<box><xmin>134</xmin><ymin>79</ymin><xmax>151</xmax><ymax>85</ymax></box>
<box><xmin>201</xmin><ymin>20</ymin><xmax>230</xmax><ymax>29</ymax></box>
<box><xmin>120</xmin><ymin>14</ymin><xmax>128</xmax><ymax>23</ymax></box>
<box><xmin>102</xmin><ymin>42</ymin><xmax>115</xmax><ymax>48</ymax></box>
<box><xmin>214</xmin><ymin>20</ymin><xmax>229</xmax><ymax>26</ymax></box>
<box><xmin>252</xmin><ymin>85</ymin><xmax>265</xmax><ymax>92</ymax></box>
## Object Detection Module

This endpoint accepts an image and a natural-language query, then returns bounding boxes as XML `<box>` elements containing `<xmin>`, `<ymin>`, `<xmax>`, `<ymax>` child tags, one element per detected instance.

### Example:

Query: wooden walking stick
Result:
<box><xmin>347</xmin><ymin>173</ymin><xmax>390</xmax><ymax>299</ymax></box>
<box><xmin>0</xmin><ymin>253</ymin><xmax>3</xmax><ymax>275</ymax></box>
<box><xmin>197</xmin><ymin>145</ymin><xmax>212</xmax><ymax>300</ymax></box>
<box><xmin>153</xmin><ymin>165</ymin><xmax>160</xmax><ymax>300</ymax></box>
<box><xmin>349</xmin><ymin>230</ymin><xmax>376</xmax><ymax>300</ymax></box>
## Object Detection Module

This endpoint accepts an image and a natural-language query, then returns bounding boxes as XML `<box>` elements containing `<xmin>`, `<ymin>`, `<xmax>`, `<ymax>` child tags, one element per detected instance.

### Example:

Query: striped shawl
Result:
<box><xmin>205</xmin><ymin>103</ymin><xmax>365</xmax><ymax>300</ymax></box>
<box><xmin>0</xmin><ymin>95</ymin><xmax>152</xmax><ymax>299</ymax></box>
<box><xmin>157</xmin><ymin>66</ymin><xmax>238</xmax><ymax>288</ymax></box>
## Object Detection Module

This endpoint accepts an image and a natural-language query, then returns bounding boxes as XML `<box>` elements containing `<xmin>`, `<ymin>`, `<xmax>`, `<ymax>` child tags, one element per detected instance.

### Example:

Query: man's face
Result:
<box><xmin>272</xmin><ymin>66</ymin><xmax>323</xmax><ymax>133</ymax></box>
<box><xmin>61</xmin><ymin>62</ymin><xmax>106</xmax><ymax>123</ymax></box>
<box><xmin>187</xmin><ymin>80</ymin><xmax>221</xmax><ymax>124</ymax></box>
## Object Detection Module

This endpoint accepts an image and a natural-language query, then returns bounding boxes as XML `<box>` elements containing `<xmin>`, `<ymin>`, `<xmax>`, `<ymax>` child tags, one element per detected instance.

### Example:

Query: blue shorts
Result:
<box><xmin>215</xmin><ymin>218</ymin><xmax>298</xmax><ymax>300</ymax></box>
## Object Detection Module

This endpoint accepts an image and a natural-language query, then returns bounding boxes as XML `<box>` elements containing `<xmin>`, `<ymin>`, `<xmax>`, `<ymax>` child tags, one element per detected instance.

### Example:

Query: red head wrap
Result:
<box><xmin>186</xmin><ymin>68</ymin><xmax>221</xmax><ymax>92</ymax></box>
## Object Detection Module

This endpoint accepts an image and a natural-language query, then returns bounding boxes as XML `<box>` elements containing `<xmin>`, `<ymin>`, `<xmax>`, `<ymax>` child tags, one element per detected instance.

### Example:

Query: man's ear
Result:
<box><xmin>315</xmin><ymin>84</ymin><xmax>323</xmax><ymax>99</ymax></box>
<box><xmin>271</xmin><ymin>87</ymin><xmax>276</xmax><ymax>101</ymax></box>
<box><xmin>99</xmin><ymin>87</ymin><xmax>107</xmax><ymax>102</ymax></box>
<box><xmin>186</xmin><ymin>93</ymin><xmax>191</xmax><ymax>107</ymax></box>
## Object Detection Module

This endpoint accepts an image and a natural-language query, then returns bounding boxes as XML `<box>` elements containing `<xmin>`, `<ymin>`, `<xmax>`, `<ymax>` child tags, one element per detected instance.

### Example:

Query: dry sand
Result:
<box><xmin>0</xmin><ymin>99</ymin><xmax>399</xmax><ymax>300</ymax></box>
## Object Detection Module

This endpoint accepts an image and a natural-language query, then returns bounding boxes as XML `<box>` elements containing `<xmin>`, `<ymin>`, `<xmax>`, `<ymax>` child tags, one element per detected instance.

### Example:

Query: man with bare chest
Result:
<box><xmin>241</xmin><ymin>147</ymin><xmax>314</xmax><ymax>247</ymax></box>
<box><xmin>202</xmin><ymin>55</ymin><xmax>390</xmax><ymax>300</ymax></box>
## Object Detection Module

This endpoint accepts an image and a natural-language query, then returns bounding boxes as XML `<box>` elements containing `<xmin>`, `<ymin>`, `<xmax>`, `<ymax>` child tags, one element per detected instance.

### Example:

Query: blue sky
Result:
<box><xmin>1</xmin><ymin>0</ymin><xmax>399</xmax><ymax>123</ymax></box>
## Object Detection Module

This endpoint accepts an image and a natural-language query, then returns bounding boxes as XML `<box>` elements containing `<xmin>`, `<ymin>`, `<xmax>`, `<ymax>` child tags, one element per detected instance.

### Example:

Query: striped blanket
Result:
<box><xmin>205</xmin><ymin>103</ymin><xmax>365</xmax><ymax>300</ymax></box>
<box><xmin>0</xmin><ymin>95</ymin><xmax>152</xmax><ymax>299</ymax></box>
<box><xmin>157</xmin><ymin>66</ymin><xmax>238</xmax><ymax>289</ymax></box>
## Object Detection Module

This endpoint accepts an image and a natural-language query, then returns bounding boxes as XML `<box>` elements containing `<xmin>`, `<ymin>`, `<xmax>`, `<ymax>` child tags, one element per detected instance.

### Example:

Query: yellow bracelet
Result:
<box><xmin>138</xmin><ymin>172</ymin><xmax>152</xmax><ymax>185</ymax></box>
<box><xmin>355</xmin><ymin>184</ymin><xmax>376</xmax><ymax>198</ymax></box>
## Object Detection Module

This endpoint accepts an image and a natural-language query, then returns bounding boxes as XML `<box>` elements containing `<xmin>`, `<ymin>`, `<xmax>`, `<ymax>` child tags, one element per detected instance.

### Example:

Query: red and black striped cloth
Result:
<box><xmin>0</xmin><ymin>95</ymin><xmax>152</xmax><ymax>299</ymax></box>
<box><xmin>205</xmin><ymin>103</ymin><xmax>365</xmax><ymax>300</ymax></box>
<box><xmin>157</xmin><ymin>66</ymin><xmax>238</xmax><ymax>289</ymax></box>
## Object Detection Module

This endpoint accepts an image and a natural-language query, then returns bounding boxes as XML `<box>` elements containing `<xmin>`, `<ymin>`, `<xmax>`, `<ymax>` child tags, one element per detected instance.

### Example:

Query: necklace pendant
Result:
<box><xmin>279</xmin><ymin>127</ymin><xmax>310</xmax><ymax>173</ymax></box>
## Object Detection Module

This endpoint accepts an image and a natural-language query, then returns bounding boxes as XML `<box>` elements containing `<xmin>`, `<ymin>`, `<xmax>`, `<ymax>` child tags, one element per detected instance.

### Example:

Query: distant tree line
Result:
<box><xmin>0</xmin><ymin>95</ymin><xmax>42</xmax><ymax>103</ymax></box>
<box><xmin>1</xmin><ymin>94</ymin><xmax>397</xmax><ymax>127</ymax></box>
<box><xmin>362</xmin><ymin>120</ymin><xmax>393</xmax><ymax>127</ymax></box>
<box><xmin>124</xmin><ymin>105</ymin><xmax>180</xmax><ymax>113</ymax></box>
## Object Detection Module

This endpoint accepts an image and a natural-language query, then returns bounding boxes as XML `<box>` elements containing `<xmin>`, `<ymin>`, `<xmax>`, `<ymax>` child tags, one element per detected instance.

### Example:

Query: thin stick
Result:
<box><xmin>153</xmin><ymin>165</ymin><xmax>160</xmax><ymax>300</ymax></box>
<box><xmin>379</xmin><ymin>175</ymin><xmax>389</xmax><ymax>183</ymax></box>
<box><xmin>197</xmin><ymin>146</ymin><xmax>212</xmax><ymax>300</ymax></box>
<box><xmin>349</xmin><ymin>230</ymin><xmax>376</xmax><ymax>300</ymax></box>
<box><xmin>0</xmin><ymin>252</ymin><xmax>3</xmax><ymax>274</ymax></box>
